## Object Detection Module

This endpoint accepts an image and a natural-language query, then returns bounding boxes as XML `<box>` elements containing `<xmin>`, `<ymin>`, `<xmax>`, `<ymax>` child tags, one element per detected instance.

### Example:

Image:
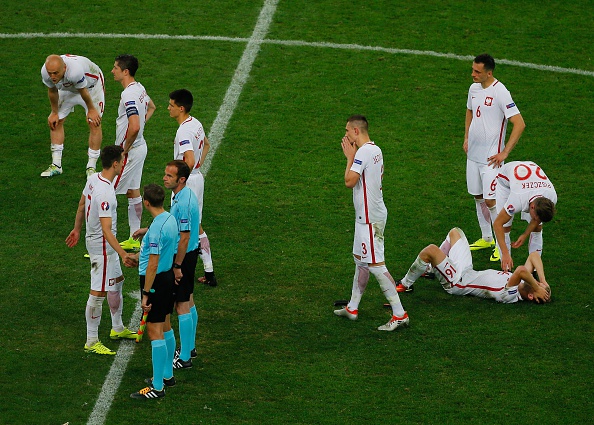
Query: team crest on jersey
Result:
<box><xmin>506</xmin><ymin>204</ymin><xmax>515</xmax><ymax>215</ymax></box>
<box><xmin>354</xmin><ymin>159</ymin><xmax>362</xmax><ymax>165</ymax></box>
<box><xmin>180</xmin><ymin>140</ymin><xmax>190</xmax><ymax>146</ymax></box>
<box><xmin>100</xmin><ymin>201</ymin><xmax>110</xmax><ymax>211</ymax></box>
<box><xmin>506</xmin><ymin>102</ymin><xmax>516</xmax><ymax>109</ymax></box>
<box><xmin>484</xmin><ymin>97</ymin><xmax>493</xmax><ymax>106</ymax></box>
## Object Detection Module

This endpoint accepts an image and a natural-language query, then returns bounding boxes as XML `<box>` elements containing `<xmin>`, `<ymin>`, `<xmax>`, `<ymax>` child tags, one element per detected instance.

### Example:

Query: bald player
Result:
<box><xmin>40</xmin><ymin>54</ymin><xmax>105</xmax><ymax>178</ymax></box>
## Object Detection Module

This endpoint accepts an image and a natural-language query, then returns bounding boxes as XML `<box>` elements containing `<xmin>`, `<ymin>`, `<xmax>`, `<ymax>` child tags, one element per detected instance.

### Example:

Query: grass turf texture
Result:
<box><xmin>0</xmin><ymin>0</ymin><xmax>593</xmax><ymax>424</ymax></box>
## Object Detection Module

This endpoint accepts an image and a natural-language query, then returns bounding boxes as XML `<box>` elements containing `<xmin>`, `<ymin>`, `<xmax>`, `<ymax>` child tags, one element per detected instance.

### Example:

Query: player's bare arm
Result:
<box><xmin>78</xmin><ymin>87</ymin><xmax>101</xmax><ymax>127</ymax></box>
<box><xmin>524</xmin><ymin>252</ymin><xmax>548</xmax><ymax>288</ymax></box>
<box><xmin>488</xmin><ymin>113</ymin><xmax>525</xmax><ymax>167</ymax></box>
<box><xmin>511</xmin><ymin>219</ymin><xmax>541</xmax><ymax>249</ymax></box>
<box><xmin>199</xmin><ymin>136</ymin><xmax>211</xmax><ymax>167</ymax></box>
<box><xmin>142</xmin><ymin>254</ymin><xmax>159</xmax><ymax>312</ymax></box>
<box><xmin>100</xmin><ymin>216</ymin><xmax>129</xmax><ymax>259</ymax></box>
<box><xmin>146</xmin><ymin>99</ymin><xmax>157</xmax><ymax>122</ymax></box>
<box><xmin>124</xmin><ymin>114</ymin><xmax>140</xmax><ymax>154</ymax></box>
<box><xmin>173</xmin><ymin>231</ymin><xmax>190</xmax><ymax>283</ymax></box>
<box><xmin>183</xmin><ymin>149</ymin><xmax>196</xmax><ymax>169</ymax></box>
<box><xmin>66</xmin><ymin>195</ymin><xmax>86</xmax><ymax>247</ymax></box>
<box><xmin>132</xmin><ymin>227</ymin><xmax>148</xmax><ymax>240</ymax></box>
<box><xmin>463</xmin><ymin>108</ymin><xmax>472</xmax><ymax>154</ymax></box>
<box><xmin>47</xmin><ymin>87</ymin><xmax>60</xmax><ymax>130</ymax></box>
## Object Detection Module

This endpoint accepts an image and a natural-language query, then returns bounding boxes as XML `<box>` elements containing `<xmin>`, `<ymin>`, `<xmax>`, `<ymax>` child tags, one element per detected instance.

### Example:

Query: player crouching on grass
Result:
<box><xmin>396</xmin><ymin>227</ymin><xmax>551</xmax><ymax>304</ymax></box>
<box><xmin>125</xmin><ymin>184</ymin><xmax>179</xmax><ymax>400</ymax></box>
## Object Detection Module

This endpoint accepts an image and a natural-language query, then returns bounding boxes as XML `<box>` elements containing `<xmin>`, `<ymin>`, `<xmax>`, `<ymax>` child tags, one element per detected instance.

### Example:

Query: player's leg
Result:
<box><xmin>334</xmin><ymin>223</ymin><xmax>370</xmax><ymax>320</ymax></box>
<box><xmin>42</xmin><ymin>91</ymin><xmax>74</xmax><ymax>177</ymax></box>
<box><xmin>173</xmin><ymin>268</ymin><xmax>194</xmax><ymax>367</ymax></box>
<box><xmin>193</xmin><ymin>174</ymin><xmax>217</xmax><ymax>286</ymax></box>
<box><xmin>84</xmin><ymin>253</ymin><xmax>116</xmax><ymax>354</ymax></box>
<box><xmin>126</xmin><ymin>189</ymin><xmax>143</xmax><ymax>239</ymax></box>
<box><xmin>467</xmin><ymin>160</ymin><xmax>493</xmax><ymax>249</ymax></box>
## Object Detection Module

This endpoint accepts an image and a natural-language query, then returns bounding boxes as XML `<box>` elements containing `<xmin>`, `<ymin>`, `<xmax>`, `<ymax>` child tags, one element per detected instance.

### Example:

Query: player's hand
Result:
<box><xmin>132</xmin><ymin>228</ymin><xmax>147</xmax><ymax>240</ymax></box>
<box><xmin>65</xmin><ymin>230</ymin><xmax>80</xmax><ymax>247</ymax></box>
<box><xmin>174</xmin><ymin>268</ymin><xmax>183</xmax><ymax>285</ymax></box>
<box><xmin>141</xmin><ymin>295</ymin><xmax>152</xmax><ymax>312</ymax></box>
<box><xmin>124</xmin><ymin>253</ymin><xmax>139</xmax><ymax>268</ymax></box>
<box><xmin>511</xmin><ymin>234</ymin><xmax>527</xmax><ymax>248</ymax></box>
<box><xmin>487</xmin><ymin>151</ymin><xmax>508</xmax><ymax>168</ymax></box>
<box><xmin>500</xmin><ymin>253</ymin><xmax>514</xmax><ymax>272</ymax></box>
<box><xmin>48</xmin><ymin>112</ymin><xmax>60</xmax><ymax>130</ymax></box>
<box><xmin>341</xmin><ymin>136</ymin><xmax>356</xmax><ymax>159</ymax></box>
<box><xmin>532</xmin><ymin>285</ymin><xmax>551</xmax><ymax>303</ymax></box>
<box><xmin>86</xmin><ymin>109</ymin><xmax>102</xmax><ymax>127</ymax></box>
<box><xmin>463</xmin><ymin>139</ymin><xmax>468</xmax><ymax>154</ymax></box>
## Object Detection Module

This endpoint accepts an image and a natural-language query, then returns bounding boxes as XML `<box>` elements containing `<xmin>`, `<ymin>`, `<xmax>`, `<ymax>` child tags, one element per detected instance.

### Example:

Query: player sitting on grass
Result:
<box><xmin>396</xmin><ymin>227</ymin><xmax>551</xmax><ymax>303</ymax></box>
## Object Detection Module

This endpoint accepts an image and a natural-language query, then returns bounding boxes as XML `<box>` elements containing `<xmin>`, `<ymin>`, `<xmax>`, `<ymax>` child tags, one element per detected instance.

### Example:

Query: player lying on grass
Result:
<box><xmin>396</xmin><ymin>227</ymin><xmax>550</xmax><ymax>303</ymax></box>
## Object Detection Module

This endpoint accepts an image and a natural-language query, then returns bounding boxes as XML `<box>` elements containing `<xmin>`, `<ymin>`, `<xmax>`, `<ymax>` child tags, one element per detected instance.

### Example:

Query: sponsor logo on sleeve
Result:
<box><xmin>77</xmin><ymin>77</ymin><xmax>86</xmax><ymax>84</ymax></box>
<box><xmin>506</xmin><ymin>204</ymin><xmax>515</xmax><ymax>215</ymax></box>
<box><xmin>125</xmin><ymin>100</ymin><xmax>136</xmax><ymax>106</ymax></box>
<box><xmin>101</xmin><ymin>201</ymin><xmax>110</xmax><ymax>211</ymax></box>
<box><xmin>354</xmin><ymin>159</ymin><xmax>362</xmax><ymax>165</ymax></box>
<box><xmin>180</xmin><ymin>219</ymin><xmax>189</xmax><ymax>224</ymax></box>
<box><xmin>180</xmin><ymin>140</ymin><xmax>190</xmax><ymax>146</ymax></box>
<box><xmin>506</xmin><ymin>102</ymin><xmax>516</xmax><ymax>109</ymax></box>
<box><xmin>150</xmin><ymin>242</ymin><xmax>158</xmax><ymax>248</ymax></box>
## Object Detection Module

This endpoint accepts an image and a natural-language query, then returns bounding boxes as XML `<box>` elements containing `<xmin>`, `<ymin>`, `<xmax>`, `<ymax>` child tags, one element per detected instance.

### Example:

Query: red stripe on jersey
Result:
<box><xmin>101</xmin><ymin>238</ymin><xmax>108</xmax><ymax>292</ymax></box>
<box><xmin>361</xmin><ymin>172</ymin><xmax>370</xmax><ymax>223</ymax></box>
<box><xmin>497</xmin><ymin>117</ymin><xmax>506</xmax><ymax>153</ymax></box>
<box><xmin>367</xmin><ymin>223</ymin><xmax>376</xmax><ymax>264</ymax></box>
<box><xmin>113</xmin><ymin>152</ymin><xmax>129</xmax><ymax>189</ymax></box>
<box><xmin>452</xmin><ymin>282</ymin><xmax>505</xmax><ymax>292</ymax></box>
<box><xmin>498</xmin><ymin>173</ymin><xmax>510</xmax><ymax>182</ymax></box>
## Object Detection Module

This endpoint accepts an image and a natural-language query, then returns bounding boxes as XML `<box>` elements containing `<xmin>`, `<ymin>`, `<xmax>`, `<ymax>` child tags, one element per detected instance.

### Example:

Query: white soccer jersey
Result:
<box><xmin>83</xmin><ymin>173</ymin><xmax>118</xmax><ymax>255</ymax></box>
<box><xmin>450</xmin><ymin>269</ymin><xmax>521</xmax><ymax>303</ymax></box>
<box><xmin>467</xmin><ymin>80</ymin><xmax>520</xmax><ymax>164</ymax></box>
<box><xmin>41</xmin><ymin>54</ymin><xmax>103</xmax><ymax>93</ymax></box>
<box><xmin>350</xmin><ymin>142</ymin><xmax>387</xmax><ymax>224</ymax></box>
<box><xmin>115</xmin><ymin>82</ymin><xmax>151</xmax><ymax>149</ymax></box>
<box><xmin>498</xmin><ymin>161</ymin><xmax>557</xmax><ymax>218</ymax></box>
<box><xmin>173</xmin><ymin>116</ymin><xmax>206</xmax><ymax>175</ymax></box>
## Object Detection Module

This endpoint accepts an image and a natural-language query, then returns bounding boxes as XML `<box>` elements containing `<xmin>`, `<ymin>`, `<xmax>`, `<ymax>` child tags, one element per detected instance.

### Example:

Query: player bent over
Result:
<box><xmin>65</xmin><ymin>145</ymin><xmax>138</xmax><ymax>356</ymax></box>
<box><xmin>127</xmin><ymin>184</ymin><xmax>179</xmax><ymax>400</ymax></box>
<box><xmin>396</xmin><ymin>228</ymin><xmax>551</xmax><ymax>303</ymax></box>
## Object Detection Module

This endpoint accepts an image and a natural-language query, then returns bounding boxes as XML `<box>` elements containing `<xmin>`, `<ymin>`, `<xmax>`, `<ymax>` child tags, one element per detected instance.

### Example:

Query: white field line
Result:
<box><xmin>2</xmin><ymin>31</ymin><xmax>593</xmax><ymax>77</ymax></box>
<box><xmin>85</xmin><ymin>0</ymin><xmax>279</xmax><ymax>424</ymax></box>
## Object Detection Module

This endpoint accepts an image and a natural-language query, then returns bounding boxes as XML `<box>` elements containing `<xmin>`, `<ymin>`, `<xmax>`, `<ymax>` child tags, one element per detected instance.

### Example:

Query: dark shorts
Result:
<box><xmin>140</xmin><ymin>269</ymin><xmax>175</xmax><ymax>323</ymax></box>
<box><xmin>174</xmin><ymin>248</ymin><xmax>199</xmax><ymax>303</ymax></box>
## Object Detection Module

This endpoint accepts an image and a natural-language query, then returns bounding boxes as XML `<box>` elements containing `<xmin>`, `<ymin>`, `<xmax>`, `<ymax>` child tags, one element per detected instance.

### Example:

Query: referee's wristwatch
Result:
<box><xmin>173</xmin><ymin>263</ymin><xmax>182</xmax><ymax>269</ymax></box>
<box><xmin>142</xmin><ymin>289</ymin><xmax>154</xmax><ymax>296</ymax></box>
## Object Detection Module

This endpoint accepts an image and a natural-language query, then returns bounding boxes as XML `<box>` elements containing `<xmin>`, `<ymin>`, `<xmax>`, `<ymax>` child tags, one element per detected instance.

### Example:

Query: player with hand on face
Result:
<box><xmin>396</xmin><ymin>227</ymin><xmax>551</xmax><ymax>304</ymax></box>
<box><xmin>41</xmin><ymin>54</ymin><xmax>105</xmax><ymax>178</ymax></box>
<box><xmin>333</xmin><ymin>115</ymin><xmax>409</xmax><ymax>332</ymax></box>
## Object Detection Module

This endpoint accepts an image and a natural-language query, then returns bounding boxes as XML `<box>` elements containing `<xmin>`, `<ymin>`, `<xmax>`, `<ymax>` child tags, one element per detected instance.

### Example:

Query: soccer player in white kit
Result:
<box><xmin>111</xmin><ymin>55</ymin><xmax>156</xmax><ymax>250</ymax></box>
<box><xmin>493</xmin><ymin>161</ymin><xmax>557</xmax><ymax>272</ymax></box>
<box><xmin>464</xmin><ymin>54</ymin><xmax>525</xmax><ymax>262</ymax></box>
<box><xmin>396</xmin><ymin>228</ymin><xmax>551</xmax><ymax>304</ymax></box>
<box><xmin>333</xmin><ymin>115</ymin><xmax>409</xmax><ymax>331</ymax></box>
<box><xmin>167</xmin><ymin>89</ymin><xmax>217</xmax><ymax>288</ymax></box>
<box><xmin>65</xmin><ymin>145</ymin><xmax>138</xmax><ymax>355</ymax></box>
<box><xmin>40</xmin><ymin>54</ymin><xmax>105</xmax><ymax>178</ymax></box>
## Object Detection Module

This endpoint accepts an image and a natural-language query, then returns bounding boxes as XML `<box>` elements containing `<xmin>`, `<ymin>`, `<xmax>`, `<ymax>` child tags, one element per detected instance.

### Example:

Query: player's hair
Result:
<box><xmin>115</xmin><ymin>54</ymin><xmax>139</xmax><ymax>77</ymax></box>
<box><xmin>167</xmin><ymin>160</ymin><xmax>191</xmax><ymax>181</ymax></box>
<box><xmin>533</xmin><ymin>197</ymin><xmax>556</xmax><ymax>223</ymax></box>
<box><xmin>347</xmin><ymin>115</ymin><xmax>369</xmax><ymax>133</ymax></box>
<box><xmin>100</xmin><ymin>145</ymin><xmax>124</xmax><ymax>169</ymax></box>
<box><xmin>143</xmin><ymin>183</ymin><xmax>165</xmax><ymax>208</ymax></box>
<box><xmin>169</xmin><ymin>89</ymin><xmax>194</xmax><ymax>113</ymax></box>
<box><xmin>474</xmin><ymin>53</ymin><xmax>495</xmax><ymax>71</ymax></box>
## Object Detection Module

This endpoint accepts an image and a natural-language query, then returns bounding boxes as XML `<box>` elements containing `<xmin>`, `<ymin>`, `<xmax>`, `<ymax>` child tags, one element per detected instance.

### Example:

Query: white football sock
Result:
<box><xmin>87</xmin><ymin>148</ymin><xmax>100</xmax><ymax>169</ymax></box>
<box><xmin>128</xmin><ymin>197</ymin><xmax>143</xmax><ymax>237</ymax></box>
<box><xmin>475</xmin><ymin>199</ymin><xmax>492</xmax><ymax>242</ymax></box>
<box><xmin>199</xmin><ymin>232</ymin><xmax>214</xmax><ymax>272</ymax></box>
<box><xmin>403</xmin><ymin>256</ymin><xmax>429</xmax><ymax>288</ymax></box>
<box><xmin>529</xmin><ymin>230</ymin><xmax>543</xmax><ymax>255</ymax></box>
<box><xmin>51</xmin><ymin>144</ymin><xmax>64</xmax><ymax>168</ymax></box>
<box><xmin>86</xmin><ymin>295</ymin><xmax>104</xmax><ymax>346</ymax></box>
<box><xmin>370</xmin><ymin>265</ymin><xmax>405</xmax><ymax>317</ymax></box>
<box><xmin>347</xmin><ymin>258</ymin><xmax>369</xmax><ymax>311</ymax></box>
<box><xmin>107</xmin><ymin>289</ymin><xmax>124</xmax><ymax>333</ymax></box>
